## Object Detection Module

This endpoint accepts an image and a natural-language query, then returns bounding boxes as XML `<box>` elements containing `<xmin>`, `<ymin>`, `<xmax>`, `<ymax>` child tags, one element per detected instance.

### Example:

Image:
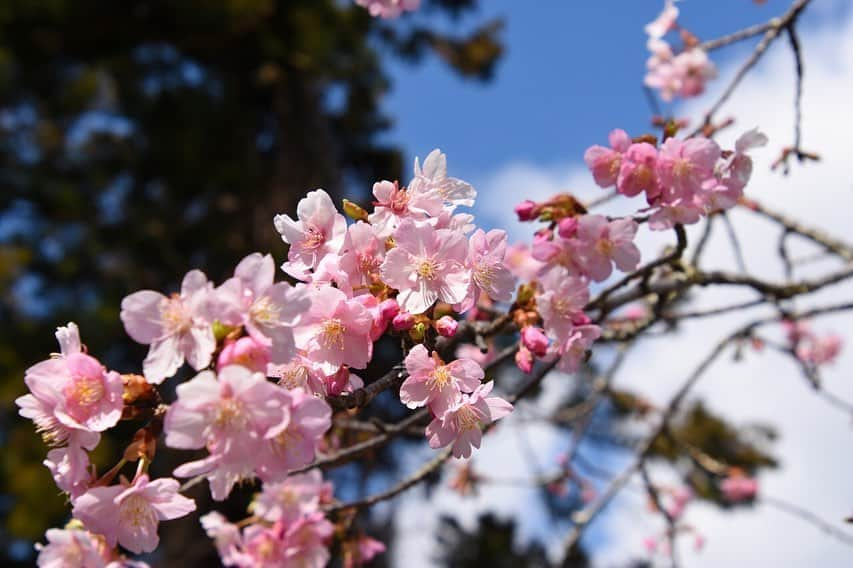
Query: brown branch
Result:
<box><xmin>692</xmin><ymin>0</ymin><xmax>814</xmax><ymax>136</ymax></box>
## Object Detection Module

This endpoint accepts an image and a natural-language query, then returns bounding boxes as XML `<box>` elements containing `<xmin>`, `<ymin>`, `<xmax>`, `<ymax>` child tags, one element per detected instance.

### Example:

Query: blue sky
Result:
<box><xmin>382</xmin><ymin>0</ymin><xmax>846</xmax><ymax>182</ymax></box>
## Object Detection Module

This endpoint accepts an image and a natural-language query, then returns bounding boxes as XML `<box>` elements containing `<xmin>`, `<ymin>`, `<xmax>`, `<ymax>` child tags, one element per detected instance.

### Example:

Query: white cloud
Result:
<box><xmin>391</xmin><ymin>8</ymin><xmax>853</xmax><ymax>568</ymax></box>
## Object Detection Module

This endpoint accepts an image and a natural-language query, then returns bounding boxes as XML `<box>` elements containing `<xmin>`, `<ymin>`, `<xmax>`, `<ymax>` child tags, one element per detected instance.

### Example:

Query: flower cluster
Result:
<box><xmin>354</xmin><ymin>0</ymin><xmax>419</xmax><ymax>19</ymax></box>
<box><xmin>584</xmin><ymin>128</ymin><xmax>767</xmax><ymax>229</ymax></box>
<box><xmin>644</xmin><ymin>0</ymin><xmax>717</xmax><ymax>101</ymax></box>
<box><xmin>402</xmin><ymin>345</ymin><xmax>513</xmax><ymax>458</ymax></box>
<box><xmin>783</xmin><ymin>319</ymin><xmax>843</xmax><ymax>367</ymax></box>
<box><xmin>201</xmin><ymin>470</ymin><xmax>341</xmax><ymax>568</ymax></box>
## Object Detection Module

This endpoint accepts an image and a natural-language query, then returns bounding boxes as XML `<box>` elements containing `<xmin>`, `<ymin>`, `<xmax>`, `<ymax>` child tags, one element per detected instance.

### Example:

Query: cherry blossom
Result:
<box><xmin>354</xmin><ymin>0</ymin><xmax>420</xmax><ymax>19</ymax></box>
<box><xmin>35</xmin><ymin>528</ymin><xmax>112</xmax><ymax>568</ymax></box>
<box><xmin>536</xmin><ymin>268</ymin><xmax>590</xmax><ymax>343</ymax></box>
<box><xmin>575</xmin><ymin>215</ymin><xmax>641</xmax><ymax>281</ymax></box>
<box><xmin>720</xmin><ymin>475</ymin><xmax>759</xmax><ymax>502</ymax></box>
<box><xmin>380</xmin><ymin>218</ymin><xmax>471</xmax><ymax>314</ymax></box>
<box><xmin>165</xmin><ymin>365</ymin><xmax>293</xmax><ymax>500</ymax></box>
<box><xmin>255</xmin><ymin>388</ymin><xmax>332</xmax><ymax>481</ymax></box>
<box><xmin>121</xmin><ymin>270</ymin><xmax>216</xmax><ymax>384</ymax></box>
<box><xmin>293</xmin><ymin>286</ymin><xmax>374</xmax><ymax>374</ymax></box>
<box><xmin>584</xmin><ymin>129</ymin><xmax>631</xmax><ymax>188</ymax></box>
<box><xmin>425</xmin><ymin>382</ymin><xmax>513</xmax><ymax>459</ymax></box>
<box><xmin>458</xmin><ymin>228</ymin><xmax>517</xmax><ymax>312</ymax></box>
<box><xmin>73</xmin><ymin>474</ymin><xmax>195</xmax><ymax>554</ymax></box>
<box><xmin>252</xmin><ymin>469</ymin><xmax>329</xmax><ymax>523</ymax></box>
<box><xmin>409</xmin><ymin>148</ymin><xmax>477</xmax><ymax>210</ymax></box>
<box><xmin>274</xmin><ymin>189</ymin><xmax>347</xmax><ymax>280</ymax></box>
<box><xmin>400</xmin><ymin>345</ymin><xmax>484</xmax><ymax>416</ymax></box>
<box><xmin>213</xmin><ymin>253</ymin><xmax>309</xmax><ymax>363</ymax></box>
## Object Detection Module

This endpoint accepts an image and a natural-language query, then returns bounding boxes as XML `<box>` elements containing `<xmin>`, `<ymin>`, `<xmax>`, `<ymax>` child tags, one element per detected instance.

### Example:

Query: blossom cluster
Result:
<box><xmin>354</xmin><ymin>0</ymin><xmax>419</xmax><ymax>19</ymax></box>
<box><xmin>198</xmin><ymin>469</ymin><xmax>381</xmax><ymax>568</ymax></box>
<box><xmin>644</xmin><ymin>0</ymin><xmax>717</xmax><ymax>101</ymax></box>
<box><xmin>783</xmin><ymin>319</ymin><xmax>842</xmax><ymax>366</ymax></box>
<box><xmin>584</xmin><ymin>128</ymin><xmax>767</xmax><ymax>229</ymax></box>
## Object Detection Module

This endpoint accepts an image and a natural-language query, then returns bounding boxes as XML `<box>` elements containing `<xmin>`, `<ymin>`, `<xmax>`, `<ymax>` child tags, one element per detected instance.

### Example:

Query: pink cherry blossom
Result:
<box><xmin>338</xmin><ymin>221</ymin><xmax>386</xmax><ymax>293</ymax></box>
<box><xmin>293</xmin><ymin>286</ymin><xmax>374</xmax><ymax>374</ymax></box>
<box><xmin>73</xmin><ymin>474</ymin><xmax>196</xmax><ymax>554</ymax></box>
<box><xmin>355</xmin><ymin>0</ymin><xmax>420</xmax><ymax>19</ymax></box>
<box><xmin>647</xmin><ymin>47</ymin><xmax>717</xmax><ymax>101</ymax></box>
<box><xmin>514</xmin><ymin>200</ymin><xmax>538</xmax><ymax>221</ymax></box>
<box><xmin>645</xmin><ymin>0</ymin><xmax>679</xmax><ymax>39</ymax></box>
<box><xmin>165</xmin><ymin>365</ymin><xmax>292</xmax><ymax>500</ymax></box>
<box><xmin>531</xmin><ymin>230</ymin><xmax>587</xmax><ymax>276</ymax></box>
<box><xmin>515</xmin><ymin>346</ymin><xmax>534</xmax><ymax>374</ymax></box>
<box><xmin>208</xmin><ymin>514</ymin><xmax>333</xmax><ymax>568</ymax></box>
<box><xmin>274</xmin><ymin>189</ymin><xmax>347</xmax><ymax>280</ymax></box>
<box><xmin>435</xmin><ymin>315</ymin><xmax>459</xmax><ymax>337</ymax></box>
<box><xmin>409</xmin><ymin>148</ymin><xmax>477</xmax><ymax>210</ymax></box>
<box><xmin>657</xmin><ymin>137</ymin><xmax>721</xmax><ymax>201</ymax></box>
<box><xmin>213</xmin><ymin>253</ymin><xmax>309</xmax><ymax>363</ymax></box>
<box><xmin>575</xmin><ymin>215</ymin><xmax>641</xmax><ymax>281</ymax></box>
<box><xmin>618</xmin><ymin>143</ymin><xmax>661</xmax><ymax>199</ymax></box>
<box><xmin>720</xmin><ymin>128</ymin><xmax>769</xmax><ymax>194</ymax></box>
<box><xmin>368</xmin><ymin>180</ymin><xmax>441</xmax><ymax>238</ymax></box>
<box><xmin>35</xmin><ymin>528</ymin><xmax>111</xmax><ymax>568</ymax></box>
<box><xmin>425</xmin><ymin>381</ymin><xmax>513</xmax><ymax>459</ymax></box>
<box><xmin>381</xmin><ymin>218</ymin><xmax>471</xmax><ymax>314</ymax></box>
<box><xmin>252</xmin><ymin>469</ymin><xmax>329</xmax><ymax>523</ymax></box>
<box><xmin>521</xmin><ymin>326</ymin><xmax>549</xmax><ymax>357</ymax></box>
<box><xmin>217</xmin><ymin>336</ymin><xmax>271</xmax><ymax>374</ymax></box>
<box><xmin>797</xmin><ymin>333</ymin><xmax>843</xmax><ymax>366</ymax></box>
<box><xmin>348</xmin><ymin>535</ymin><xmax>387</xmax><ymax>568</ymax></box>
<box><xmin>648</xmin><ymin>198</ymin><xmax>704</xmax><ymax>230</ymax></box>
<box><xmin>536</xmin><ymin>267</ymin><xmax>590</xmax><ymax>343</ymax></box>
<box><xmin>553</xmin><ymin>324</ymin><xmax>602</xmax><ymax>373</ymax></box>
<box><xmin>584</xmin><ymin>129</ymin><xmax>631</xmax><ymax>188</ymax></box>
<box><xmin>400</xmin><ymin>345</ymin><xmax>483</xmax><ymax>416</ymax></box>
<box><xmin>255</xmin><ymin>388</ymin><xmax>332</xmax><ymax>482</ymax></box>
<box><xmin>392</xmin><ymin>311</ymin><xmax>416</xmax><ymax>331</ymax></box>
<box><xmin>44</xmin><ymin>443</ymin><xmax>95</xmax><ymax>499</ymax></box>
<box><xmin>504</xmin><ymin>243</ymin><xmax>545</xmax><ymax>282</ymax></box>
<box><xmin>16</xmin><ymin>324</ymin><xmax>121</xmax><ymax>490</ymax></box>
<box><xmin>120</xmin><ymin>269</ymin><xmax>216</xmax><ymax>384</ymax></box>
<box><xmin>267</xmin><ymin>355</ymin><xmax>327</xmax><ymax>395</ymax></box>
<box><xmin>720</xmin><ymin>475</ymin><xmax>759</xmax><ymax>502</ymax></box>
<box><xmin>457</xmin><ymin>228</ymin><xmax>517</xmax><ymax>312</ymax></box>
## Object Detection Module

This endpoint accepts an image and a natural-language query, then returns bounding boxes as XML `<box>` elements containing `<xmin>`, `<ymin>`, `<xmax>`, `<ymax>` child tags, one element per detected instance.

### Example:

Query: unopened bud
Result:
<box><xmin>434</xmin><ymin>316</ymin><xmax>459</xmax><ymax>338</ymax></box>
<box><xmin>342</xmin><ymin>199</ymin><xmax>369</xmax><ymax>222</ymax></box>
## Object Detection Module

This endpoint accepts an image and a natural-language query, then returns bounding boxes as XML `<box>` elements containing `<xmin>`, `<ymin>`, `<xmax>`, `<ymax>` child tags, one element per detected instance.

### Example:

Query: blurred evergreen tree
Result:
<box><xmin>0</xmin><ymin>1</ymin><xmax>502</xmax><ymax>564</ymax></box>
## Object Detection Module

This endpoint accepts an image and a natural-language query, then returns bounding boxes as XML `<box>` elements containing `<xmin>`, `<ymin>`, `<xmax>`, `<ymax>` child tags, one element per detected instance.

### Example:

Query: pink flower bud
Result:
<box><xmin>515</xmin><ymin>345</ymin><xmax>534</xmax><ymax>374</ymax></box>
<box><xmin>325</xmin><ymin>367</ymin><xmax>351</xmax><ymax>396</ymax></box>
<box><xmin>392</xmin><ymin>311</ymin><xmax>415</xmax><ymax>331</ymax></box>
<box><xmin>379</xmin><ymin>298</ymin><xmax>400</xmax><ymax>322</ymax></box>
<box><xmin>434</xmin><ymin>316</ymin><xmax>459</xmax><ymax>337</ymax></box>
<box><xmin>217</xmin><ymin>336</ymin><xmax>270</xmax><ymax>373</ymax></box>
<box><xmin>521</xmin><ymin>327</ymin><xmax>549</xmax><ymax>357</ymax></box>
<box><xmin>572</xmin><ymin>313</ymin><xmax>592</xmax><ymax>326</ymax></box>
<box><xmin>557</xmin><ymin>217</ymin><xmax>579</xmax><ymax>239</ymax></box>
<box><xmin>514</xmin><ymin>200</ymin><xmax>538</xmax><ymax>221</ymax></box>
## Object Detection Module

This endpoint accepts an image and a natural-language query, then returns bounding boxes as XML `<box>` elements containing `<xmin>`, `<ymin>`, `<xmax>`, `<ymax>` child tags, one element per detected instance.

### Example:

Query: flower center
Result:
<box><xmin>389</xmin><ymin>188</ymin><xmax>410</xmax><ymax>214</ymax></box>
<box><xmin>161</xmin><ymin>295</ymin><xmax>192</xmax><ymax>334</ymax></box>
<box><xmin>455</xmin><ymin>406</ymin><xmax>480</xmax><ymax>431</ymax></box>
<box><xmin>214</xmin><ymin>398</ymin><xmax>247</xmax><ymax>430</ymax></box>
<box><xmin>319</xmin><ymin>319</ymin><xmax>346</xmax><ymax>350</ymax></box>
<box><xmin>250</xmin><ymin>296</ymin><xmax>281</xmax><ymax>325</ymax></box>
<box><xmin>275</xmin><ymin>364</ymin><xmax>309</xmax><ymax>390</ymax></box>
<box><xmin>304</xmin><ymin>225</ymin><xmax>326</xmax><ymax>249</ymax></box>
<box><xmin>417</xmin><ymin>259</ymin><xmax>437</xmax><ymax>279</ymax></box>
<box><xmin>357</xmin><ymin>252</ymin><xmax>381</xmax><ymax>277</ymax></box>
<box><xmin>595</xmin><ymin>239</ymin><xmax>614</xmax><ymax>257</ymax></box>
<box><xmin>430</xmin><ymin>366</ymin><xmax>453</xmax><ymax>389</ymax></box>
<box><xmin>635</xmin><ymin>165</ymin><xmax>654</xmax><ymax>187</ymax></box>
<box><xmin>673</xmin><ymin>159</ymin><xmax>693</xmax><ymax>180</ymax></box>
<box><xmin>475</xmin><ymin>262</ymin><xmax>498</xmax><ymax>289</ymax></box>
<box><xmin>119</xmin><ymin>494</ymin><xmax>157</xmax><ymax>529</ymax></box>
<box><xmin>65</xmin><ymin>375</ymin><xmax>105</xmax><ymax>408</ymax></box>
